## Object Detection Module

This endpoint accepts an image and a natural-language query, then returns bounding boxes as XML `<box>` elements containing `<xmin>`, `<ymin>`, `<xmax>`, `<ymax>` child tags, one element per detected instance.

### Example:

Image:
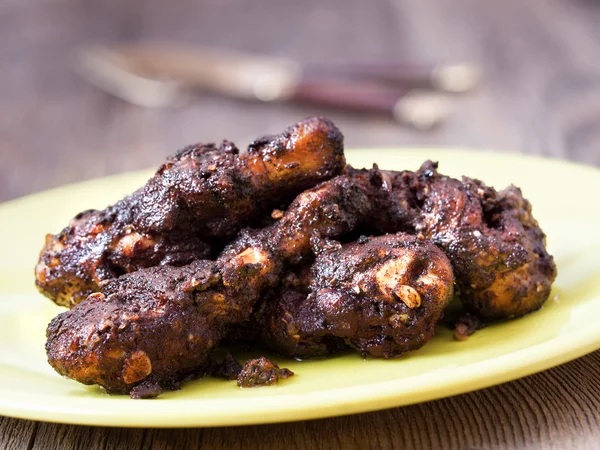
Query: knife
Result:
<box><xmin>77</xmin><ymin>44</ymin><xmax>478</xmax><ymax>129</ymax></box>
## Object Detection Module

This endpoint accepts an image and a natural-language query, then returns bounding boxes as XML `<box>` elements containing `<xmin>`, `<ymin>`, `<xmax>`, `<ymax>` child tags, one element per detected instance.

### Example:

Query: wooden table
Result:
<box><xmin>2</xmin><ymin>0</ymin><xmax>600</xmax><ymax>448</ymax></box>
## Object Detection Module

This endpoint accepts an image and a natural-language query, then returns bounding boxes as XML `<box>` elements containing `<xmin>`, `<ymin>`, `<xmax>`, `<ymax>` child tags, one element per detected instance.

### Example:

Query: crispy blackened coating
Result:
<box><xmin>255</xmin><ymin>233</ymin><xmax>454</xmax><ymax>358</ymax></box>
<box><xmin>269</xmin><ymin>166</ymin><xmax>416</xmax><ymax>265</ymax></box>
<box><xmin>237</xmin><ymin>357</ymin><xmax>294</xmax><ymax>388</ymax></box>
<box><xmin>222</xmin><ymin>264</ymin><xmax>312</xmax><ymax>349</ymax></box>
<box><xmin>45</xmin><ymin>168</ymin><xmax>399</xmax><ymax>396</ymax></box>
<box><xmin>45</xmin><ymin>155</ymin><xmax>557</xmax><ymax>395</ymax></box>
<box><xmin>413</xmin><ymin>161</ymin><xmax>557</xmax><ymax>320</ymax></box>
<box><xmin>46</xmin><ymin>228</ymin><xmax>280</xmax><ymax>395</ymax></box>
<box><xmin>36</xmin><ymin>117</ymin><xmax>345</xmax><ymax>307</ymax></box>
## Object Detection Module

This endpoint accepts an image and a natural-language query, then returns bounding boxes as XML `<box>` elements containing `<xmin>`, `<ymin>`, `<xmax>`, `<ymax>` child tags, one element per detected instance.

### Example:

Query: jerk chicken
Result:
<box><xmin>36</xmin><ymin>117</ymin><xmax>345</xmax><ymax>307</ymax></box>
<box><xmin>411</xmin><ymin>161</ymin><xmax>557</xmax><ymax>320</ymax></box>
<box><xmin>40</xmin><ymin>118</ymin><xmax>557</xmax><ymax>398</ymax></box>
<box><xmin>45</xmin><ymin>167</ymin><xmax>422</xmax><ymax>395</ymax></box>
<box><xmin>46</xmin><ymin>229</ymin><xmax>281</xmax><ymax>397</ymax></box>
<box><xmin>253</xmin><ymin>233</ymin><xmax>454</xmax><ymax>359</ymax></box>
<box><xmin>233</xmin><ymin>161</ymin><xmax>557</xmax><ymax>354</ymax></box>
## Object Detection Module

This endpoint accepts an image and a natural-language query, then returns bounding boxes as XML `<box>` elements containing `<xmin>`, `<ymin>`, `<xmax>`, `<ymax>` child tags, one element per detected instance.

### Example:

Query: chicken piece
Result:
<box><xmin>255</xmin><ymin>233</ymin><xmax>454</xmax><ymax>359</ymax></box>
<box><xmin>237</xmin><ymin>357</ymin><xmax>294</xmax><ymax>388</ymax></box>
<box><xmin>46</xmin><ymin>168</ymin><xmax>401</xmax><ymax>396</ymax></box>
<box><xmin>269</xmin><ymin>166</ymin><xmax>417</xmax><ymax>264</ymax></box>
<box><xmin>46</xmin><ymin>228</ymin><xmax>280</xmax><ymax>396</ymax></box>
<box><xmin>412</xmin><ymin>161</ymin><xmax>557</xmax><ymax>320</ymax></box>
<box><xmin>36</xmin><ymin>117</ymin><xmax>345</xmax><ymax>307</ymax></box>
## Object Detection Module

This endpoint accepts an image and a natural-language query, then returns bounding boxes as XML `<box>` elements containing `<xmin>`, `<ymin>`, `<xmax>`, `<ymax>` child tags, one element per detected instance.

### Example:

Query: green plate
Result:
<box><xmin>1</xmin><ymin>149</ymin><xmax>598</xmax><ymax>427</ymax></box>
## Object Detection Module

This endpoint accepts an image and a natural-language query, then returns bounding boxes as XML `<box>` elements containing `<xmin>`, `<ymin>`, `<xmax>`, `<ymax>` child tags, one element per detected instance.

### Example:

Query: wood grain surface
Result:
<box><xmin>1</xmin><ymin>0</ymin><xmax>600</xmax><ymax>448</ymax></box>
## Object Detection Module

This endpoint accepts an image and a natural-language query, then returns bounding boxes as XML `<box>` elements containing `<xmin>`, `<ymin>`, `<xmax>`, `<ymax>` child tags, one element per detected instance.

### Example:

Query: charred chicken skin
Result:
<box><xmin>42</xmin><ymin>115</ymin><xmax>557</xmax><ymax>398</ymax></box>
<box><xmin>45</xmin><ymin>168</ymin><xmax>396</xmax><ymax>396</ymax></box>
<box><xmin>240</xmin><ymin>161</ymin><xmax>557</xmax><ymax>356</ymax></box>
<box><xmin>411</xmin><ymin>161</ymin><xmax>557</xmax><ymax>320</ymax></box>
<box><xmin>46</xmin><ymin>229</ymin><xmax>279</xmax><ymax>397</ymax></box>
<box><xmin>36</xmin><ymin>117</ymin><xmax>345</xmax><ymax>307</ymax></box>
<box><xmin>255</xmin><ymin>233</ymin><xmax>454</xmax><ymax>359</ymax></box>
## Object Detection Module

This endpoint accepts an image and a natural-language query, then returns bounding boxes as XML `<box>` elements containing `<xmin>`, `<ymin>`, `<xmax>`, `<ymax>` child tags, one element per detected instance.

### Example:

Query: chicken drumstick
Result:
<box><xmin>36</xmin><ymin>117</ymin><xmax>345</xmax><ymax>307</ymax></box>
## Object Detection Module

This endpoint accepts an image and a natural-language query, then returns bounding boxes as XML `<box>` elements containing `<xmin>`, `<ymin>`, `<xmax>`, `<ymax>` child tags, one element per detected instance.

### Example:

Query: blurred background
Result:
<box><xmin>2</xmin><ymin>0</ymin><xmax>600</xmax><ymax>203</ymax></box>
